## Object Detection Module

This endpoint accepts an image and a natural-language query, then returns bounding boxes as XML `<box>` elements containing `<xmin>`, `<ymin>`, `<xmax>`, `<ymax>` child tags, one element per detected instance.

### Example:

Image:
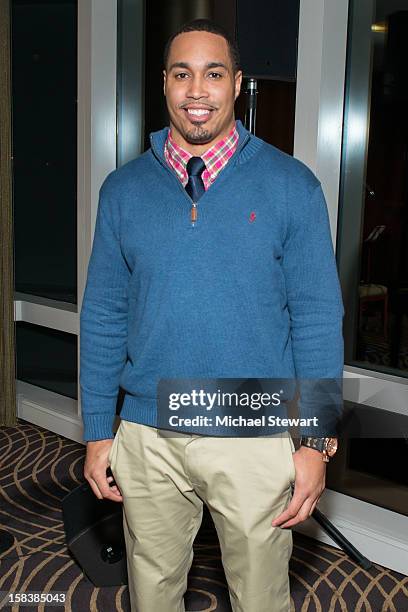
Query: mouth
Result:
<box><xmin>182</xmin><ymin>106</ymin><xmax>214</xmax><ymax>124</ymax></box>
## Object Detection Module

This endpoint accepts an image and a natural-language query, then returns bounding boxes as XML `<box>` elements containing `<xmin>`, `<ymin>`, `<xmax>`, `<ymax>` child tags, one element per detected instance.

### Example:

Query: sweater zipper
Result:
<box><xmin>191</xmin><ymin>201</ymin><xmax>197</xmax><ymax>227</ymax></box>
<box><xmin>150</xmin><ymin>131</ymin><xmax>250</xmax><ymax>228</ymax></box>
<box><xmin>149</xmin><ymin>136</ymin><xmax>199</xmax><ymax>227</ymax></box>
<box><xmin>179</xmin><ymin>182</ymin><xmax>198</xmax><ymax>227</ymax></box>
<box><xmin>174</xmin><ymin>183</ymin><xmax>197</xmax><ymax>227</ymax></box>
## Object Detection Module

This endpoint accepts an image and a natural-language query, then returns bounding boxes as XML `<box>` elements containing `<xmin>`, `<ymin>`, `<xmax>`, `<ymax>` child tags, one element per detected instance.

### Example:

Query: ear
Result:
<box><xmin>234</xmin><ymin>70</ymin><xmax>243</xmax><ymax>100</ymax></box>
<box><xmin>163</xmin><ymin>70</ymin><xmax>167</xmax><ymax>96</ymax></box>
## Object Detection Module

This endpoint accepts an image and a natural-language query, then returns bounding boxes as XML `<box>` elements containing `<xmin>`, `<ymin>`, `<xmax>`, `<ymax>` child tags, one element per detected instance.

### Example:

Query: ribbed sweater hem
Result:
<box><xmin>120</xmin><ymin>393</ymin><xmax>289</xmax><ymax>437</ymax></box>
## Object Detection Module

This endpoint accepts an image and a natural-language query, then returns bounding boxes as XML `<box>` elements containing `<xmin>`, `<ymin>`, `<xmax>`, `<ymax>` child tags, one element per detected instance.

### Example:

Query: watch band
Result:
<box><xmin>300</xmin><ymin>437</ymin><xmax>338</xmax><ymax>462</ymax></box>
<box><xmin>300</xmin><ymin>437</ymin><xmax>326</xmax><ymax>452</ymax></box>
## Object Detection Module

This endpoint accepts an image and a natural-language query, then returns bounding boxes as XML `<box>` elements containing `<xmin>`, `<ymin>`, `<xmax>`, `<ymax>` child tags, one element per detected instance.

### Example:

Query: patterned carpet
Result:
<box><xmin>1</xmin><ymin>420</ymin><xmax>407</xmax><ymax>611</ymax></box>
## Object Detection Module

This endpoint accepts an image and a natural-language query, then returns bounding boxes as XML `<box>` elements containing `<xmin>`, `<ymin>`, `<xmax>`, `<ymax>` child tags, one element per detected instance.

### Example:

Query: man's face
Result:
<box><xmin>163</xmin><ymin>31</ymin><xmax>242</xmax><ymax>153</ymax></box>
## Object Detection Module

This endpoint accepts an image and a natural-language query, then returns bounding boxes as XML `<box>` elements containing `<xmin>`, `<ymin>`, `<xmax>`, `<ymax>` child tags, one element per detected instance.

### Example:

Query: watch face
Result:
<box><xmin>325</xmin><ymin>438</ymin><xmax>338</xmax><ymax>457</ymax></box>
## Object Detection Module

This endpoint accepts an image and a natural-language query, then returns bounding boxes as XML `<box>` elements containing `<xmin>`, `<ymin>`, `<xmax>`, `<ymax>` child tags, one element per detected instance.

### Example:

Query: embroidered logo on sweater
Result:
<box><xmin>249</xmin><ymin>211</ymin><xmax>256</xmax><ymax>223</ymax></box>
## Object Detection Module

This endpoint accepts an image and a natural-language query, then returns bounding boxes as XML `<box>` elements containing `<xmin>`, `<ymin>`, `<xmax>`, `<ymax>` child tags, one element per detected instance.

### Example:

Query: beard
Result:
<box><xmin>183</xmin><ymin>124</ymin><xmax>213</xmax><ymax>144</ymax></box>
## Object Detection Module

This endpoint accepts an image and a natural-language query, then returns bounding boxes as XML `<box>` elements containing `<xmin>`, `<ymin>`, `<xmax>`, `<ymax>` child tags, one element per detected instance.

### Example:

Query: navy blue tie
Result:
<box><xmin>185</xmin><ymin>157</ymin><xmax>206</xmax><ymax>202</ymax></box>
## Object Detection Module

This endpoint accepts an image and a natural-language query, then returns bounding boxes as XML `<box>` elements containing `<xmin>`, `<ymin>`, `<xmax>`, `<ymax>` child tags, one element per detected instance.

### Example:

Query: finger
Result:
<box><xmin>279</xmin><ymin>499</ymin><xmax>315</xmax><ymax>528</ymax></box>
<box><xmin>309</xmin><ymin>499</ymin><xmax>318</xmax><ymax>516</ymax></box>
<box><xmin>94</xmin><ymin>475</ymin><xmax>123</xmax><ymax>502</ymax></box>
<box><xmin>86</xmin><ymin>477</ymin><xmax>104</xmax><ymax>500</ymax></box>
<box><xmin>107</xmin><ymin>475</ymin><xmax>123</xmax><ymax>497</ymax></box>
<box><xmin>102</xmin><ymin>484</ymin><xmax>123</xmax><ymax>502</ymax></box>
<box><xmin>272</xmin><ymin>491</ymin><xmax>307</xmax><ymax>526</ymax></box>
<box><xmin>108</xmin><ymin>484</ymin><xmax>123</xmax><ymax>498</ymax></box>
<box><xmin>109</xmin><ymin>489</ymin><xmax>123</xmax><ymax>500</ymax></box>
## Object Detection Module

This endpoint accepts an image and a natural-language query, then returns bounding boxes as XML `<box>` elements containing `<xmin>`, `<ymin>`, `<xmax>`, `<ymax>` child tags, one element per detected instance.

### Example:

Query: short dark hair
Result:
<box><xmin>163</xmin><ymin>18</ymin><xmax>240</xmax><ymax>73</ymax></box>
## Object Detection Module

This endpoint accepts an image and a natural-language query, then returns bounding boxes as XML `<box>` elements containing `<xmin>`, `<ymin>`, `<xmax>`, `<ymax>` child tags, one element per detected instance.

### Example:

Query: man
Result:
<box><xmin>80</xmin><ymin>19</ymin><xmax>344</xmax><ymax>612</ymax></box>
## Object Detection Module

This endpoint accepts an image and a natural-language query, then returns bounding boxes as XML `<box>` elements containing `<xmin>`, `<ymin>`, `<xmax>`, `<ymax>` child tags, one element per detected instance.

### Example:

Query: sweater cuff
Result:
<box><xmin>82</xmin><ymin>413</ymin><xmax>115</xmax><ymax>442</ymax></box>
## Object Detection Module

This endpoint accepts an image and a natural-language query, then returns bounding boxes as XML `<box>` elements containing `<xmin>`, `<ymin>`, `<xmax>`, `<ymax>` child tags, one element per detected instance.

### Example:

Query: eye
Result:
<box><xmin>208</xmin><ymin>72</ymin><xmax>222</xmax><ymax>79</ymax></box>
<box><xmin>175</xmin><ymin>72</ymin><xmax>189</xmax><ymax>79</ymax></box>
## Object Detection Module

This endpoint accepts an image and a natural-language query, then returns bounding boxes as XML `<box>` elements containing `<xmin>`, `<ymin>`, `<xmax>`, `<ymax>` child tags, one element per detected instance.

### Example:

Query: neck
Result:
<box><xmin>169</xmin><ymin>119</ymin><xmax>236</xmax><ymax>156</ymax></box>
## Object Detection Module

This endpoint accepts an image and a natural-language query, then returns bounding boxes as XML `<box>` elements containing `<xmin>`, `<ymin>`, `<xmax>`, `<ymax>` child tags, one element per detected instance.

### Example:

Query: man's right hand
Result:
<box><xmin>84</xmin><ymin>439</ymin><xmax>123</xmax><ymax>502</ymax></box>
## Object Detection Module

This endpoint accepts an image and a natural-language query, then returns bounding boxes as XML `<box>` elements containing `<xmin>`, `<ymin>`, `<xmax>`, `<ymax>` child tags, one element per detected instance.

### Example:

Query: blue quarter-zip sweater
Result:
<box><xmin>80</xmin><ymin>120</ymin><xmax>344</xmax><ymax>441</ymax></box>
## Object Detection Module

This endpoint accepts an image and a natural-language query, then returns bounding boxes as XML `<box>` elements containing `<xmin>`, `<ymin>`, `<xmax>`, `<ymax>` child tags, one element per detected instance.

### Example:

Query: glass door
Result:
<box><xmin>12</xmin><ymin>0</ymin><xmax>78</xmax><ymax>403</ymax></box>
<box><xmin>12</xmin><ymin>0</ymin><xmax>118</xmax><ymax>441</ymax></box>
<box><xmin>330</xmin><ymin>0</ymin><xmax>408</xmax><ymax>515</ymax></box>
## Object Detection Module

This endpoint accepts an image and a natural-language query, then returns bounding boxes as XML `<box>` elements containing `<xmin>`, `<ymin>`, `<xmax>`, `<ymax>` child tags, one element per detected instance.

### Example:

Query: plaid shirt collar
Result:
<box><xmin>164</xmin><ymin>123</ymin><xmax>239</xmax><ymax>190</ymax></box>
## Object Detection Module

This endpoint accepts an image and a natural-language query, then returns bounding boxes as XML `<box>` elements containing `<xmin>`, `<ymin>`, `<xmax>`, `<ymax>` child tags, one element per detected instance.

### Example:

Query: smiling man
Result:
<box><xmin>163</xmin><ymin>27</ymin><xmax>241</xmax><ymax>150</ymax></box>
<box><xmin>80</xmin><ymin>19</ymin><xmax>344</xmax><ymax>612</ymax></box>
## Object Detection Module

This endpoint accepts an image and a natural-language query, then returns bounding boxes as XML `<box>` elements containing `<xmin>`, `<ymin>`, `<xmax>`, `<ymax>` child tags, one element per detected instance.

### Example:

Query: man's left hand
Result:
<box><xmin>271</xmin><ymin>445</ymin><xmax>326</xmax><ymax>529</ymax></box>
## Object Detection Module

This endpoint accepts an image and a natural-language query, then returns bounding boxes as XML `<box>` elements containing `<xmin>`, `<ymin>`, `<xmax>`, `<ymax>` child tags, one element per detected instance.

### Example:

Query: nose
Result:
<box><xmin>186</xmin><ymin>74</ymin><xmax>209</xmax><ymax>99</ymax></box>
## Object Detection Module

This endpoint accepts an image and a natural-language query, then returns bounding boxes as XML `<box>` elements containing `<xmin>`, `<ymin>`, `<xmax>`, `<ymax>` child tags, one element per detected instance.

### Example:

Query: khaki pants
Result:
<box><xmin>108</xmin><ymin>420</ymin><xmax>296</xmax><ymax>612</ymax></box>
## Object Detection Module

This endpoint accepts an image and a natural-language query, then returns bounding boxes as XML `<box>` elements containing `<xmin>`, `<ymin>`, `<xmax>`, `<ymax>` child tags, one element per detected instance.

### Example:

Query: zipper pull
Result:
<box><xmin>191</xmin><ymin>202</ymin><xmax>197</xmax><ymax>226</ymax></box>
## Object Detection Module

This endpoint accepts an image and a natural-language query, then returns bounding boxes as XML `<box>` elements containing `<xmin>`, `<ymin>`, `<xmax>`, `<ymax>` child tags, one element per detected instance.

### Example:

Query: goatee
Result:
<box><xmin>184</xmin><ymin>126</ymin><xmax>213</xmax><ymax>144</ymax></box>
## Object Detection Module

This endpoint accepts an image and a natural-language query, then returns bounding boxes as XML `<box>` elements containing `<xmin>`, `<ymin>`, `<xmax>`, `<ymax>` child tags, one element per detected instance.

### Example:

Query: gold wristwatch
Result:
<box><xmin>300</xmin><ymin>437</ymin><xmax>338</xmax><ymax>462</ymax></box>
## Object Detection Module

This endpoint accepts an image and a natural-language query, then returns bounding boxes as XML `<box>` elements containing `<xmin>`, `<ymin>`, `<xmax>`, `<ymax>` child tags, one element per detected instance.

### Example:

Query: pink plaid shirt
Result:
<box><xmin>164</xmin><ymin>123</ymin><xmax>239</xmax><ymax>190</ymax></box>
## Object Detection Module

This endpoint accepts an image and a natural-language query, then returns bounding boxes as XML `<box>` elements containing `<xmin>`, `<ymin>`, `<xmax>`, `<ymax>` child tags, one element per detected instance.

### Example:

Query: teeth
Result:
<box><xmin>187</xmin><ymin>109</ymin><xmax>210</xmax><ymax>116</ymax></box>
